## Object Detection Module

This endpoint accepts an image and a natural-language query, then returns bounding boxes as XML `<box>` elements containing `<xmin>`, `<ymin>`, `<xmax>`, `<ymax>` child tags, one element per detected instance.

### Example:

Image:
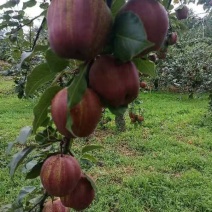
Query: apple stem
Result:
<box><xmin>60</xmin><ymin>137</ymin><xmax>73</xmax><ymax>157</ymax></box>
<box><xmin>60</xmin><ymin>140</ymin><xmax>63</xmax><ymax>157</ymax></box>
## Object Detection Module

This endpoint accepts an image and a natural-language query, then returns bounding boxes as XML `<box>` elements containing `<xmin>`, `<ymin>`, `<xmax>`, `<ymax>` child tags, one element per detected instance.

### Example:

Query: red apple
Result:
<box><xmin>89</xmin><ymin>55</ymin><xmax>140</xmax><ymax>107</ymax></box>
<box><xmin>137</xmin><ymin>115</ymin><xmax>144</xmax><ymax>122</ymax></box>
<box><xmin>118</xmin><ymin>0</ymin><xmax>169</xmax><ymax>55</ymax></box>
<box><xmin>167</xmin><ymin>32</ymin><xmax>178</xmax><ymax>45</ymax></box>
<box><xmin>140</xmin><ymin>81</ymin><xmax>147</xmax><ymax>88</ymax></box>
<box><xmin>51</xmin><ymin>88</ymin><xmax>102</xmax><ymax>138</ymax></box>
<box><xmin>47</xmin><ymin>0</ymin><xmax>112</xmax><ymax>60</ymax></box>
<box><xmin>42</xmin><ymin>198</ymin><xmax>70</xmax><ymax>212</ymax></box>
<box><xmin>61</xmin><ymin>175</ymin><xmax>95</xmax><ymax>211</ymax></box>
<box><xmin>175</xmin><ymin>5</ymin><xmax>189</xmax><ymax>20</ymax></box>
<box><xmin>40</xmin><ymin>154</ymin><xmax>81</xmax><ymax>197</ymax></box>
<box><xmin>129</xmin><ymin>111</ymin><xmax>136</xmax><ymax>119</ymax></box>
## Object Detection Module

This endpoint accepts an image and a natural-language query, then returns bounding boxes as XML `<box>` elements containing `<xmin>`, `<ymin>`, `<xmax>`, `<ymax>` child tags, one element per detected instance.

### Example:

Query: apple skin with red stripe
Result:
<box><xmin>61</xmin><ymin>175</ymin><xmax>95</xmax><ymax>211</ymax></box>
<box><xmin>89</xmin><ymin>55</ymin><xmax>140</xmax><ymax>108</ymax></box>
<box><xmin>40</xmin><ymin>154</ymin><xmax>81</xmax><ymax>197</ymax></box>
<box><xmin>47</xmin><ymin>0</ymin><xmax>112</xmax><ymax>60</ymax></box>
<box><xmin>51</xmin><ymin>88</ymin><xmax>102</xmax><ymax>138</ymax></box>
<box><xmin>42</xmin><ymin>198</ymin><xmax>70</xmax><ymax>212</ymax></box>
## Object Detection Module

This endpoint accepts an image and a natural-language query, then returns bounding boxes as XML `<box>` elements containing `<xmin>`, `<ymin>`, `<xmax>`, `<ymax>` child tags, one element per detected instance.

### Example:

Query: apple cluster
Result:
<box><xmin>40</xmin><ymin>154</ymin><xmax>95</xmax><ymax>211</ymax></box>
<box><xmin>40</xmin><ymin>0</ymin><xmax>170</xmax><ymax>210</ymax></box>
<box><xmin>129</xmin><ymin>111</ymin><xmax>144</xmax><ymax>124</ymax></box>
<box><xmin>48</xmin><ymin>0</ymin><xmax>169</xmax><ymax>139</ymax></box>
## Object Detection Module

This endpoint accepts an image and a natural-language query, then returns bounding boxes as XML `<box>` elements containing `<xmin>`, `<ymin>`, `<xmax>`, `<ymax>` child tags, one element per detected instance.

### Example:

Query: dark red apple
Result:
<box><xmin>89</xmin><ymin>55</ymin><xmax>140</xmax><ymax>107</ymax></box>
<box><xmin>40</xmin><ymin>154</ymin><xmax>81</xmax><ymax>197</ymax></box>
<box><xmin>167</xmin><ymin>32</ymin><xmax>178</xmax><ymax>45</ymax></box>
<box><xmin>51</xmin><ymin>88</ymin><xmax>102</xmax><ymax>138</ymax></box>
<box><xmin>42</xmin><ymin>198</ymin><xmax>70</xmax><ymax>212</ymax></box>
<box><xmin>129</xmin><ymin>111</ymin><xmax>136</xmax><ymax>119</ymax></box>
<box><xmin>118</xmin><ymin>0</ymin><xmax>169</xmax><ymax>55</ymax></box>
<box><xmin>61</xmin><ymin>175</ymin><xmax>95</xmax><ymax>211</ymax></box>
<box><xmin>137</xmin><ymin>115</ymin><xmax>144</xmax><ymax>122</ymax></box>
<box><xmin>175</xmin><ymin>5</ymin><xmax>189</xmax><ymax>20</ymax></box>
<box><xmin>47</xmin><ymin>0</ymin><xmax>113</xmax><ymax>60</ymax></box>
<box><xmin>140</xmin><ymin>81</ymin><xmax>147</xmax><ymax>88</ymax></box>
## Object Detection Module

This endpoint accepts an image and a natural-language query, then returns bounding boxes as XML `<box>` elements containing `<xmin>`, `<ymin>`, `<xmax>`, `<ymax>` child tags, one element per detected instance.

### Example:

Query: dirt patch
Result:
<box><xmin>82</xmin><ymin>128</ymin><xmax>116</xmax><ymax>144</ymax></box>
<box><xmin>117</xmin><ymin>143</ymin><xmax>140</xmax><ymax>157</ymax></box>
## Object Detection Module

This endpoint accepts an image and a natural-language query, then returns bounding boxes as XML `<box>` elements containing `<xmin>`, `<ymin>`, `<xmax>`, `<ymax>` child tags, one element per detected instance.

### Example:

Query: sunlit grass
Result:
<box><xmin>0</xmin><ymin>76</ymin><xmax>211</xmax><ymax>211</ymax></box>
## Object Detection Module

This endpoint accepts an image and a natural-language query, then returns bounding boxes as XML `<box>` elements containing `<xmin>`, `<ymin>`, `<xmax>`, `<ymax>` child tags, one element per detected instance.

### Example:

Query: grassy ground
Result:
<box><xmin>0</xmin><ymin>76</ymin><xmax>212</xmax><ymax>212</ymax></box>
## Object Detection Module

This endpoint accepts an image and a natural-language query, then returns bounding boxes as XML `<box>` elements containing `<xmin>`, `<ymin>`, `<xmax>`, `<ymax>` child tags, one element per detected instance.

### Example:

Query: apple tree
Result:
<box><xmin>156</xmin><ymin>10</ymin><xmax>212</xmax><ymax>101</ymax></box>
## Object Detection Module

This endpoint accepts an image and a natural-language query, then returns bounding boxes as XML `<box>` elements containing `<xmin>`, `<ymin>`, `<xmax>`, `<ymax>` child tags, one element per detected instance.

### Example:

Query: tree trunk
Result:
<box><xmin>115</xmin><ymin>114</ymin><xmax>126</xmax><ymax>132</ymax></box>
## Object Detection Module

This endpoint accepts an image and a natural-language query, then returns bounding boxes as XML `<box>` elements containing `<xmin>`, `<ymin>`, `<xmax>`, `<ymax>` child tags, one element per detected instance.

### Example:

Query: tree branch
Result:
<box><xmin>31</xmin><ymin>17</ymin><xmax>46</xmax><ymax>51</ymax></box>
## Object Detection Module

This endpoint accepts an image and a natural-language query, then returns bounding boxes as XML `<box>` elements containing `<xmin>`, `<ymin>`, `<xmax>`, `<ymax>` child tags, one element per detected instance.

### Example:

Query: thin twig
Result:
<box><xmin>31</xmin><ymin>17</ymin><xmax>46</xmax><ymax>51</ymax></box>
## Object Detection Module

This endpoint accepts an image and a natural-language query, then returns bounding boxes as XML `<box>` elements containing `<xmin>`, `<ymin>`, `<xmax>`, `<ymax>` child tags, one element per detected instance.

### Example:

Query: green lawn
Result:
<box><xmin>0</xmin><ymin>76</ymin><xmax>212</xmax><ymax>212</ymax></box>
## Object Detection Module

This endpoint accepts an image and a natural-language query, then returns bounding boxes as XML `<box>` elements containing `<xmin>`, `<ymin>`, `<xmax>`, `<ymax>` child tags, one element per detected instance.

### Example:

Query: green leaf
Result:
<box><xmin>66</xmin><ymin>64</ymin><xmax>87</xmax><ymax>133</ymax></box>
<box><xmin>81</xmin><ymin>153</ymin><xmax>98</xmax><ymax>163</ymax></box>
<box><xmin>12</xmin><ymin>14</ymin><xmax>24</xmax><ymax>20</ymax></box>
<box><xmin>45</xmin><ymin>48</ymin><xmax>69</xmax><ymax>73</ymax></box>
<box><xmin>39</xmin><ymin>2</ymin><xmax>49</xmax><ymax>10</ymax></box>
<box><xmin>26</xmin><ymin>162</ymin><xmax>43</xmax><ymax>179</ymax></box>
<box><xmin>28</xmin><ymin>195</ymin><xmax>43</xmax><ymax>205</ymax></box>
<box><xmin>82</xmin><ymin>145</ymin><xmax>104</xmax><ymax>154</ymax></box>
<box><xmin>0</xmin><ymin>1</ymin><xmax>17</xmax><ymax>9</ymax></box>
<box><xmin>133</xmin><ymin>58</ymin><xmax>157</xmax><ymax>77</ymax></box>
<box><xmin>16</xmin><ymin>126</ymin><xmax>32</xmax><ymax>145</ymax></box>
<box><xmin>113</xmin><ymin>11</ymin><xmax>153</xmax><ymax>62</ymax></box>
<box><xmin>22</xmin><ymin>0</ymin><xmax>36</xmax><ymax>10</ymax></box>
<box><xmin>111</xmin><ymin>0</ymin><xmax>126</xmax><ymax>16</ymax></box>
<box><xmin>0</xmin><ymin>23</ymin><xmax>8</xmax><ymax>30</ymax></box>
<box><xmin>109</xmin><ymin>105</ymin><xmax>128</xmax><ymax>115</ymax></box>
<box><xmin>33</xmin><ymin>86</ymin><xmax>62</xmax><ymax>133</ymax></box>
<box><xmin>9</xmin><ymin>146</ymin><xmax>35</xmax><ymax>178</ymax></box>
<box><xmin>25</xmin><ymin>63</ymin><xmax>56</xmax><ymax>97</ymax></box>
<box><xmin>16</xmin><ymin>186</ymin><xmax>36</xmax><ymax>204</ymax></box>
<box><xmin>23</xmin><ymin>160</ymin><xmax>37</xmax><ymax>173</ymax></box>
<box><xmin>6</xmin><ymin>142</ymin><xmax>15</xmax><ymax>155</ymax></box>
<box><xmin>34</xmin><ymin>45</ymin><xmax>49</xmax><ymax>53</ymax></box>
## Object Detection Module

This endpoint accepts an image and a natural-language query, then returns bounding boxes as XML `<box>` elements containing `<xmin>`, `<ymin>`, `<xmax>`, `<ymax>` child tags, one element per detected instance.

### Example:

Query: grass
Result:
<box><xmin>0</xmin><ymin>75</ymin><xmax>212</xmax><ymax>212</ymax></box>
